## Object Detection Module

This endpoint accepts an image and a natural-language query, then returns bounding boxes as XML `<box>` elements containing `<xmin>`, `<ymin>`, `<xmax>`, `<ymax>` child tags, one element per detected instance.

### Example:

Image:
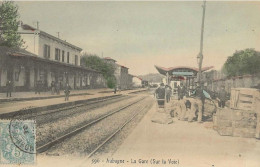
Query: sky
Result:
<box><xmin>15</xmin><ymin>1</ymin><xmax>260</xmax><ymax>75</ymax></box>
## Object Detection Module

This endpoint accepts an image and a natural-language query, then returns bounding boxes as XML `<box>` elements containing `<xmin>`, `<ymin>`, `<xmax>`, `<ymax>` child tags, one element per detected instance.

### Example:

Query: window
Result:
<box><xmin>55</xmin><ymin>48</ymin><xmax>60</xmax><ymax>61</ymax></box>
<box><xmin>75</xmin><ymin>55</ymin><xmax>78</xmax><ymax>66</ymax></box>
<box><xmin>67</xmin><ymin>52</ymin><xmax>70</xmax><ymax>63</ymax></box>
<box><xmin>43</xmin><ymin>44</ymin><xmax>50</xmax><ymax>58</ymax></box>
<box><xmin>62</xmin><ymin>50</ymin><xmax>65</xmax><ymax>62</ymax></box>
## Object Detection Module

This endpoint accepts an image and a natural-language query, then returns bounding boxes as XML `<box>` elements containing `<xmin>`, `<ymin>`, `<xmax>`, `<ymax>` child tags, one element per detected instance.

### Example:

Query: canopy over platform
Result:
<box><xmin>154</xmin><ymin>65</ymin><xmax>214</xmax><ymax>77</ymax></box>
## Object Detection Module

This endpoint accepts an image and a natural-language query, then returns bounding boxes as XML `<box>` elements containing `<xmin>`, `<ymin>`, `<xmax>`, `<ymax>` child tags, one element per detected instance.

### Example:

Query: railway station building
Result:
<box><xmin>0</xmin><ymin>24</ymin><xmax>106</xmax><ymax>92</ymax></box>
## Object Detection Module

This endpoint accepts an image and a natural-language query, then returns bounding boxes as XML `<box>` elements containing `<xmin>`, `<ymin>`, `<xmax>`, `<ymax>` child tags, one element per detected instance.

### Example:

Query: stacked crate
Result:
<box><xmin>256</xmin><ymin>95</ymin><xmax>260</xmax><ymax>139</ymax></box>
<box><xmin>214</xmin><ymin>88</ymin><xmax>260</xmax><ymax>138</ymax></box>
<box><xmin>213</xmin><ymin>108</ymin><xmax>233</xmax><ymax>136</ymax></box>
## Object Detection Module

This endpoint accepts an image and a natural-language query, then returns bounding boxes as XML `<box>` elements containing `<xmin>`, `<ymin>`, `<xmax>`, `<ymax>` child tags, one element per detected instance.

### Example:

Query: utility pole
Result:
<box><xmin>197</xmin><ymin>0</ymin><xmax>206</xmax><ymax>87</ymax></box>
<box><xmin>57</xmin><ymin>32</ymin><xmax>60</xmax><ymax>38</ymax></box>
<box><xmin>36</xmin><ymin>21</ymin><xmax>39</xmax><ymax>30</ymax></box>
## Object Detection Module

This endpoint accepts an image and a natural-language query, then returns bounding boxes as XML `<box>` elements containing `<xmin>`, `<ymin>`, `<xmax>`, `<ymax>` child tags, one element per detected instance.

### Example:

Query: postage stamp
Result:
<box><xmin>0</xmin><ymin>120</ymin><xmax>36</xmax><ymax>164</ymax></box>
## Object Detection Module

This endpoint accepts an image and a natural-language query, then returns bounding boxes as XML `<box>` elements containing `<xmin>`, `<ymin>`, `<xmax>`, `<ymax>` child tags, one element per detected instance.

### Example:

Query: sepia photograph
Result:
<box><xmin>0</xmin><ymin>0</ymin><xmax>260</xmax><ymax>167</ymax></box>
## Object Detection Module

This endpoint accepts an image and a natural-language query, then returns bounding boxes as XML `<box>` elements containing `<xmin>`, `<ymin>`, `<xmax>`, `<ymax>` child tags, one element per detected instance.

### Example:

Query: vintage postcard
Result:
<box><xmin>0</xmin><ymin>0</ymin><xmax>259</xmax><ymax>167</ymax></box>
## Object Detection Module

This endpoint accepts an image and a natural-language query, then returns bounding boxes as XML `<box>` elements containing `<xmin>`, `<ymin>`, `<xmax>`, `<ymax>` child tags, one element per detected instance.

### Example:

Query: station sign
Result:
<box><xmin>172</xmin><ymin>71</ymin><xmax>194</xmax><ymax>76</ymax></box>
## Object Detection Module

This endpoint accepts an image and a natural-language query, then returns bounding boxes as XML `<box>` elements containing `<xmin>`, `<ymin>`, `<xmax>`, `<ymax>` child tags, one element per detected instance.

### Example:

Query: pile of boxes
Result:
<box><xmin>213</xmin><ymin>88</ymin><xmax>260</xmax><ymax>139</ymax></box>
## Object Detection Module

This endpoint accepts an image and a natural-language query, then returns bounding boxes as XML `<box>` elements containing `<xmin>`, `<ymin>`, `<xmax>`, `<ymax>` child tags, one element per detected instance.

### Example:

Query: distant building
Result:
<box><xmin>127</xmin><ymin>74</ymin><xmax>134</xmax><ymax>89</ymax></box>
<box><xmin>132</xmin><ymin>76</ymin><xmax>142</xmax><ymax>88</ymax></box>
<box><xmin>0</xmin><ymin>24</ymin><xmax>105</xmax><ymax>92</ymax></box>
<box><xmin>103</xmin><ymin>57</ymin><xmax>132</xmax><ymax>89</ymax></box>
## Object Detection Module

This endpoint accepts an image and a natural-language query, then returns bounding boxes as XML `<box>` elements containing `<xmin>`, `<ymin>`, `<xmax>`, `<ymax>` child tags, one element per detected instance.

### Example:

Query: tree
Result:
<box><xmin>0</xmin><ymin>1</ymin><xmax>24</xmax><ymax>48</ymax></box>
<box><xmin>80</xmin><ymin>53</ymin><xmax>116</xmax><ymax>88</ymax></box>
<box><xmin>222</xmin><ymin>48</ymin><xmax>260</xmax><ymax>77</ymax></box>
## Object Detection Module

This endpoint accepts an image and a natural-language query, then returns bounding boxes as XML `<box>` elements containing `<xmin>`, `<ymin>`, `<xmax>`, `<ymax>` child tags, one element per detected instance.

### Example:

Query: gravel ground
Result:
<box><xmin>43</xmin><ymin>95</ymin><xmax>152</xmax><ymax>157</ymax></box>
<box><xmin>36</xmin><ymin>95</ymin><xmax>142</xmax><ymax>147</ymax></box>
<box><xmin>14</xmin><ymin>95</ymin><xmax>126</xmax><ymax>121</ymax></box>
<box><xmin>93</xmin><ymin>96</ymin><xmax>154</xmax><ymax>158</ymax></box>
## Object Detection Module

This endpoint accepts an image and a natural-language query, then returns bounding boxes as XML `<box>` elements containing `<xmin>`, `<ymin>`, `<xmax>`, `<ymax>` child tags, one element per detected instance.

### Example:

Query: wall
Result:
<box><xmin>0</xmin><ymin>70</ymin><xmax>7</xmax><ymax>88</ymax></box>
<box><xmin>13</xmin><ymin>66</ymin><xmax>25</xmax><ymax>87</ymax></box>
<box><xmin>38</xmin><ymin>35</ymin><xmax>81</xmax><ymax>66</ymax></box>
<box><xmin>133</xmin><ymin>77</ymin><xmax>142</xmax><ymax>87</ymax></box>
<box><xmin>208</xmin><ymin>75</ymin><xmax>260</xmax><ymax>94</ymax></box>
<box><xmin>21</xmin><ymin>33</ymin><xmax>39</xmax><ymax>55</ymax></box>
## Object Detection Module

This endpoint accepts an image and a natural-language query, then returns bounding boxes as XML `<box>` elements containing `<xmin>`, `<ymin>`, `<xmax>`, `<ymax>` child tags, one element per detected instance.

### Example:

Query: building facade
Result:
<box><xmin>132</xmin><ymin>76</ymin><xmax>142</xmax><ymax>88</ymax></box>
<box><xmin>103</xmin><ymin>57</ymin><xmax>132</xmax><ymax>90</ymax></box>
<box><xmin>0</xmin><ymin>24</ymin><xmax>106</xmax><ymax>92</ymax></box>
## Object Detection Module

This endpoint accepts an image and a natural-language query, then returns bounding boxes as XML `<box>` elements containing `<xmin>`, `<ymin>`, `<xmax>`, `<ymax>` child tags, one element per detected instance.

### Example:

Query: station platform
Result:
<box><xmin>0</xmin><ymin>88</ymin><xmax>147</xmax><ymax>117</ymax></box>
<box><xmin>0</xmin><ymin>88</ymin><xmax>117</xmax><ymax>102</ymax></box>
<box><xmin>112</xmin><ymin>101</ymin><xmax>260</xmax><ymax>167</ymax></box>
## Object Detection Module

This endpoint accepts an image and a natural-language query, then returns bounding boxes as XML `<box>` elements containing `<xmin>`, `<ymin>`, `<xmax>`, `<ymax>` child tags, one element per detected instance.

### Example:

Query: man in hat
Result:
<box><xmin>217</xmin><ymin>85</ymin><xmax>227</xmax><ymax>108</ymax></box>
<box><xmin>64</xmin><ymin>83</ymin><xmax>71</xmax><ymax>101</ymax></box>
<box><xmin>155</xmin><ymin>83</ymin><xmax>166</xmax><ymax>107</ymax></box>
<box><xmin>6</xmin><ymin>80</ymin><xmax>13</xmax><ymax>97</ymax></box>
<box><xmin>190</xmin><ymin>85</ymin><xmax>206</xmax><ymax>123</ymax></box>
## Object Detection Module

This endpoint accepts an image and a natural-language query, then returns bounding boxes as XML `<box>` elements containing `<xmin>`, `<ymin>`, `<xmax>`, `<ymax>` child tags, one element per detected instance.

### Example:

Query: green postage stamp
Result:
<box><xmin>0</xmin><ymin>120</ymin><xmax>36</xmax><ymax>164</ymax></box>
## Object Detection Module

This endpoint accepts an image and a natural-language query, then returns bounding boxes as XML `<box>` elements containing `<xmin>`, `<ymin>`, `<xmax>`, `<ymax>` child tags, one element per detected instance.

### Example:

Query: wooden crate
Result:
<box><xmin>214</xmin><ymin>107</ymin><xmax>259</xmax><ymax>138</ymax></box>
<box><xmin>230</xmin><ymin>88</ymin><xmax>260</xmax><ymax>111</ymax></box>
<box><xmin>217</xmin><ymin>127</ymin><xmax>233</xmax><ymax>136</ymax></box>
<box><xmin>233</xmin><ymin>128</ymin><xmax>256</xmax><ymax>138</ymax></box>
<box><xmin>256</xmin><ymin>112</ymin><xmax>260</xmax><ymax>139</ymax></box>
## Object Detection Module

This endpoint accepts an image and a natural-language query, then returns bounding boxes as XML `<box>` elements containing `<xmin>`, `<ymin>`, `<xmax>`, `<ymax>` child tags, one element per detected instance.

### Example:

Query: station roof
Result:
<box><xmin>154</xmin><ymin>65</ymin><xmax>214</xmax><ymax>76</ymax></box>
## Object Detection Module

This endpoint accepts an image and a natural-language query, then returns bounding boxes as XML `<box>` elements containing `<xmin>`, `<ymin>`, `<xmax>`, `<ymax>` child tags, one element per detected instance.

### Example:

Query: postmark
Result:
<box><xmin>0</xmin><ymin>120</ymin><xmax>36</xmax><ymax>164</ymax></box>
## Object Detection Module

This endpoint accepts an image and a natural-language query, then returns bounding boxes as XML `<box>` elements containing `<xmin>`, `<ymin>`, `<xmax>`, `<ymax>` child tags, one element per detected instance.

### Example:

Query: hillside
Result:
<box><xmin>138</xmin><ymin>73</ymin><xmax>164</xmax><ymax>83</ymax></box>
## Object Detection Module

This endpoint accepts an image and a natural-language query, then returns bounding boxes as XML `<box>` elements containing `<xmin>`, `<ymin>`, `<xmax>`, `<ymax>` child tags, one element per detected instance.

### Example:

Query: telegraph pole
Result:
<box><xmin>198</xmin><ymin>0</ymin><xmax>206</xmax><ymax>87</ymax></box>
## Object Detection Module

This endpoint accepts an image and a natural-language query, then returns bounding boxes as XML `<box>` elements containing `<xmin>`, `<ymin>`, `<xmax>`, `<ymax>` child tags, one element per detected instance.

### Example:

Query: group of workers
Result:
<box><xmin>155</xmin><ymin>82</ymin><xmax>228</xmax><ymax>123</ymax></box>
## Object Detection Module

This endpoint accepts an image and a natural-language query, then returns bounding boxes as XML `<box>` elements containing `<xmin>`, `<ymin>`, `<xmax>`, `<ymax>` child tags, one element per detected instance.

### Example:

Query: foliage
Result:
<box><xmin>138</xmin><ymin>73</ymin><xmax>164</xmax><ymax>83</ymax></box>
<box><xmin>80</xmin><ymin>53</ymin><xmax>116</xmax><ymax>88</ymax></box>
<box><xmin>222</xmin><ymin>48</ymin><xmax>260</xmax><ymax>77</ymax></box>
<box><xmin>106</xmin><ymin>76</ymin><xmax>117</xmax><ymax>89</ymax></box>
<box><xmin>0</xmin><ymin>1</ymin><xmax>24</xmax><ymax>48</ymax></box>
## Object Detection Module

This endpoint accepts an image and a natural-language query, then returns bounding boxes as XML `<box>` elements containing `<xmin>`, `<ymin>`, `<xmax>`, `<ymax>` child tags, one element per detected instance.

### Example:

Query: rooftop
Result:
<box><xmin>103</xmin><ymin>57</ymin><xmax>116</xmax><ymax>62</ymax></box>
<box><xmin>21</xmin><ymin>24</ymin><xmax>82</xmax><ymax>52</ymax></box>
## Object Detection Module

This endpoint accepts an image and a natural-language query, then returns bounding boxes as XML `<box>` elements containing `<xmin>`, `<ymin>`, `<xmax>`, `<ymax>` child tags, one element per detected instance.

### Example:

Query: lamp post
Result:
<box><xmin>197</xmin><ymin>0</ymin><xmax>206</xmax><ymax>87</ymax></box>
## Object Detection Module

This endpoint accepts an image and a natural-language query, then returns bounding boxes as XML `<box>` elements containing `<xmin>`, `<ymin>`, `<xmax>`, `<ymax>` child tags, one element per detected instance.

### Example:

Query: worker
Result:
<box><xmin>166</xmin><ymin>85</ymin><xmax>172</xmax><ymax>103</ymax></box>
<box><xmin>155</xmin><ymin>83</ymin><xmax>166</xmax><ymax>108</ymax></box>
<box><xmin>190</xmin><ymin>85</ymin><xmax>206</xmax><ymax>123</ymax></box>
<box><xmin>6</xmin><ymin>80</ymin><xmax>13</xmax><ymax>97</ymax></box>
<box><xmin>64</xmin><ymin>83</ymin><xmax>71</xmax><ymax>101</ymax></box>
<box><xmin>217</xmin><ymin>85</ymin><xmax>227</xmax><ymax>108</ymax></box>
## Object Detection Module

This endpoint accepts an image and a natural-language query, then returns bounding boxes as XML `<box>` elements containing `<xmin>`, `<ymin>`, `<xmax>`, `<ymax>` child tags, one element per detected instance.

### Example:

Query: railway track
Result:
<box><xmin>35</xmin><ymin>95</ymin><xmax>132</xmax><ymax>126</ymax></box>
<box><xmin>16</xmin><ymin>95</ymin><xmax>131</xmax><ymax>125</ymax></box>
<box><xmin>86</xmin><ymin>101</ymin><xmax>150</xmax><ymax>159</ymax></box>
<box><xmin>37</xmin><ymin>96</ymin><xmax>148</xmax><ymax>153</ymax></box>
